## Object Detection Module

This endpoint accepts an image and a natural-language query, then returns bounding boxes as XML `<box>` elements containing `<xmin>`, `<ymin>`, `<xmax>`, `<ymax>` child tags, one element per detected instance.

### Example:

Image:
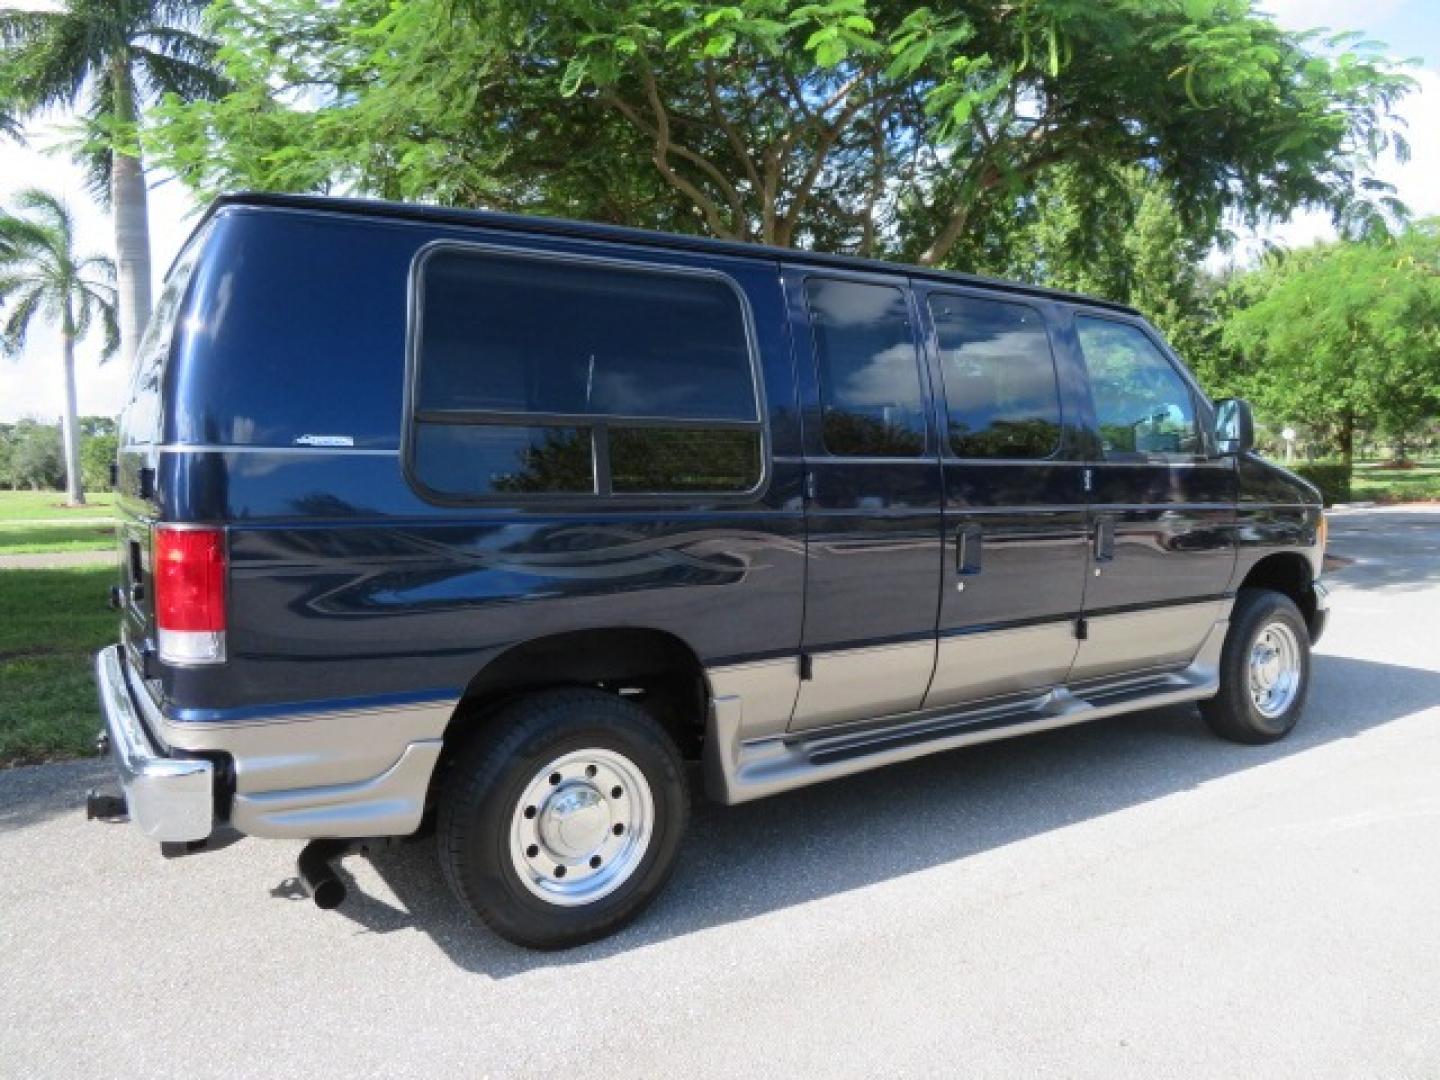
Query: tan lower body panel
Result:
<box><xmin>923</xmin><ymin>620</ymin><xmax>1079</xmax><ymax>712</ymax></box>
<box><xmin>229</xmin><ymin>740</ymin><xmax>444</xmax><ymax>839</ymax></box>
<box><xmin>789</xmin><ymin>639</ymin><xmax>937</xmax><ymax>731</ymax></box>
<box><xmin>706</xmin><ymin>657</ymin><xmax>801</xmax><ymax>741</ymax></box>
<box><xmin>151</xmin><ymin>697</ymin><xmax>456</xmax><ymax>839</ymax></box>
<box><xmin>705</xmin><ymin>613</ymin><xmax>1231</xmax><ymax>805</ymax></box>
<box><xmin>1069</xmin><ymin>599</ymin><xmax>1228</xmax><ymax>683</ymax></box>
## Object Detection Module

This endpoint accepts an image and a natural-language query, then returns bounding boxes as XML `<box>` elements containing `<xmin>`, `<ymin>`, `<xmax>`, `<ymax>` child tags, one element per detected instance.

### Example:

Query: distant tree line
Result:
<box><xmin>0</xmin><ymin>416</ymin><xmax>117</xmax><ymax>493</ymax></box>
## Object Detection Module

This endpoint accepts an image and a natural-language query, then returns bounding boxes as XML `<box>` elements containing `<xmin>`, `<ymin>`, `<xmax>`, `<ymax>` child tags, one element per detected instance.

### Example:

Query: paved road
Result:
<box><xmin>0</xmin><ymin>550</ymin><xmax>114</xmax><ymax>570</ymax></box>
<box><xmin>3</xmin><ymin>508</ymin><xmax>1438</xmax><ymax>1079</ymax></box>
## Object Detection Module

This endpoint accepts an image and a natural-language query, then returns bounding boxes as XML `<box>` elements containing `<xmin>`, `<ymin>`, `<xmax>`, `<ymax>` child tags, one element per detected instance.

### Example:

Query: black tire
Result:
<box><xmin>1201</xmin><ymin>588</ymin><xmax>1312</xmax><ymax>744</ymax></box>
<box><xmin>437</xmin><ymin>688</ymin><xmax>689</xmax><ymax>949</ymax></box>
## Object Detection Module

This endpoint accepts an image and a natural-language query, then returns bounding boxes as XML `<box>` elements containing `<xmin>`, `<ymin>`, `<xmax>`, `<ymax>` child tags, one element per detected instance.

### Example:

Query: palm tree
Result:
<box><xmin>0</xmin><ymin>0</ymin><xmax>224</xmax><ymax>368</ymax></box>
<box><xmin>0</xmin><ymin>189</ymin><xmax>118</xmax><ymax>506</ymax></box>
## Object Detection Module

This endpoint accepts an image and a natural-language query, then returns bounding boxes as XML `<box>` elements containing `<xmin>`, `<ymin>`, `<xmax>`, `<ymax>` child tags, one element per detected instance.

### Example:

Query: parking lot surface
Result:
<box><xmin>2</xmin><ymin>507</ymin><xmax>1438</xmax><ymax>1078</ymax></box>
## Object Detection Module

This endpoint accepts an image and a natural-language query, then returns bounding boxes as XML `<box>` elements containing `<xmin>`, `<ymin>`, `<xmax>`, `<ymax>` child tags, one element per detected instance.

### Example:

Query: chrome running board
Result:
<box><xmin>704</xmin><ymin>619</ymin><xmax>1227</xmax><ymax>805</ymax></box>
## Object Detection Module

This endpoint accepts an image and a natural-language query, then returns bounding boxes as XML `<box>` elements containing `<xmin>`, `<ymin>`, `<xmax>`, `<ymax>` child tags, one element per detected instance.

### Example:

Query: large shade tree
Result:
<box><xmin>1222</xmin><ymin>221</ymin><xmax>1440</xmax><ymax>466</ymax></box>
<box><xmin>0</xmin><ymin>189</ymin><xmax>118</xmax><ymax>505</ymax></box>
<box><xmin>0</xmin><ymin>0</ymin><xmax>226</xmax><ymax>366</ymax></box>
<box><xmin>152</xmin><ymin>0</ymin><xmax>1412</xmax><ymax>266</ymax></box>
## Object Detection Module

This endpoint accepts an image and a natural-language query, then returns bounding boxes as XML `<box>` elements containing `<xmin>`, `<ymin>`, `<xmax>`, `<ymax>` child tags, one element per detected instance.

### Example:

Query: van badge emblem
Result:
<box><xmin>295</xmin><ymin>434</ymin><xmax>356</xmax><ymax>448</ymax></box>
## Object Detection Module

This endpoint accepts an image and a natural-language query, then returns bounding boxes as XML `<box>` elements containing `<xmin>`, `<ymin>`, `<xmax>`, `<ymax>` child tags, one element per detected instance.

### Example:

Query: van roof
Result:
<box><xmin>200</xmin><ymin>192</ymin><xmax>1143</xmax><ymax>317</ymax></box>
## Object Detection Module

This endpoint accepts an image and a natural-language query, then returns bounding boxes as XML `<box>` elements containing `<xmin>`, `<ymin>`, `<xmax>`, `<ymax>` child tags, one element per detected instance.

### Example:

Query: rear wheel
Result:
<box><xmin>1201</xmin><ymin>588</ymin><xmax>1311</xmax><ymax>744</ymax></box>
<box><xmin>437</xmin><ymin>688</ymin><xmax>688</xmax><ymax>949</ymax></box>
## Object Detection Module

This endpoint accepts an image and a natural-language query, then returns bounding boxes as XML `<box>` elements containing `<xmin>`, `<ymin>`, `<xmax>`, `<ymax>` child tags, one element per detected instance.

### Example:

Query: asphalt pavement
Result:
<box><xmin>2</xmin><ymin>507</ymin><xmax>1438</xmax><ymax>1079</ymax></box>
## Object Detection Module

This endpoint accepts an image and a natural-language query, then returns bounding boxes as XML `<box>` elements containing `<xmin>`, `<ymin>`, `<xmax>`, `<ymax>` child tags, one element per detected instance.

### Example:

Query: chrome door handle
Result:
<box><xmin>1093</xmin><ymin>516</ymin><xmax>1116</xmax><ymax>563</ymax></box>
<box><xmin>956</xmin><ymin>524</ymin><xmax>983</xmax><ymax>576</ymax></box>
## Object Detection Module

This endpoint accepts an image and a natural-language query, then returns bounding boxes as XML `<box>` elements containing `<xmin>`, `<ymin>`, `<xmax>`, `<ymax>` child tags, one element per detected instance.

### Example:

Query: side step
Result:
<box><xmin>705</xmin><ymin>621</ymin><xmax>1225</xmax><ymax>805</ymax></box>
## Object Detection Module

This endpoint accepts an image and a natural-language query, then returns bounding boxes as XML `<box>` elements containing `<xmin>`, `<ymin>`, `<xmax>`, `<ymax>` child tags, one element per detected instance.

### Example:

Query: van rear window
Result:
<box><xmin>409</xmin><ymin>248</ymin><xmax>763</xmax><ymax>499</ymax></box>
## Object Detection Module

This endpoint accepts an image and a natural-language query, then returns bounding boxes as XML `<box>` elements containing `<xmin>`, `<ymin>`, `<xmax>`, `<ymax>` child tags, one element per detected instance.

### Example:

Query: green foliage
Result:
<box><xmin>1290</xmin><ymin>462</ymin><xmax>1353</xmax><ymax>507</ymax></box>
<box><xmin>0</xmin><ymin>0</ymin><xmax>226</xmax><ymax>200</ymax></box>
<box><xmin>0</xmin><ymin>189</ymin><xmax>118</xmax><ymax>357</ymax></box>
<box><xmin>1222</xmin><ymin>220</ymin><xmax>1440</xmax><ymax>464</ymax></box>
<box><xmin>148</xmin><ymin>0</ymin><xmax>1412</xmax><ymax>266</ymax></box>
<box><xmin>0</xmin><ymin>420</ymin><xmax>64</xmax><ymax>491</ymax></box>
<box><xmin>80</xmin><ymin>429</ymin><xmax>117</xmax><ymax>492</ymax></box>
<box><xmin>0</xmin><ymin>420</ymin><xmax>116</xmax><ymax>494</ymax></box>
<box><xmin>0</xmin><ymin>189</ymin><xmax>120</xmax><ymax>503</ymax></box>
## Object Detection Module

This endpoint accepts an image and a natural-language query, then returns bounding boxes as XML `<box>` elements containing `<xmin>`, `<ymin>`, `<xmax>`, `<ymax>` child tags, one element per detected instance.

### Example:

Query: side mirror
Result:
<box><xmin>1213</xmin><ymin>398</ymin><xmax>1255</xmax><ymax>456</ymax></box>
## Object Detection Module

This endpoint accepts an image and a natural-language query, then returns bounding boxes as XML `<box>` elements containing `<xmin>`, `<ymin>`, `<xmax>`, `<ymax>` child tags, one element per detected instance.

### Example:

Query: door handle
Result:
<box><xmin>1093</xmin><ymin>516</ymin><xmax>1116</xmax><ymax>563</ymax></box>
<box><xmin>956</xmin><ymin>524</ymin><xmax>983</xmax><ymax>576</ymax></box>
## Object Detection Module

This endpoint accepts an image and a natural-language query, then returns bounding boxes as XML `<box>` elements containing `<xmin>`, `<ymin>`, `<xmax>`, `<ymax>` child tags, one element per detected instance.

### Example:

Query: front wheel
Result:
<box><xmin>437</xmin><ymin>688</ymin><xmax>689</xmax><ymax>949</ymax></box>
<box><xmin>1201</xmin><ymin>588</ymin><xmax>1312</xmax><ymax>744</ymax></box>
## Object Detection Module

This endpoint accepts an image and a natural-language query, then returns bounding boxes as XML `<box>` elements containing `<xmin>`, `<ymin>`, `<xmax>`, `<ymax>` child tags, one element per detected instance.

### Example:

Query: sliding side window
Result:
<box><xmin>410</xmin><ymin>248</ymin><xmax>763</xmax><ymax>499</ymax></box>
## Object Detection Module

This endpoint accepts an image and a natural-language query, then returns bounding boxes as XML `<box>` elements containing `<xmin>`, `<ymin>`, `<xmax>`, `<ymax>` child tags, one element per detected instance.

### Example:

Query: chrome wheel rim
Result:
<box><xmin>1248</xmin><ymin>620</ymin><xmax>1302</xmax><ymax>719</ymax></box>
<box><xmin>509</xmin><ymin>748</ymin><xmax>654</xmax><ymax>907</ymax></box>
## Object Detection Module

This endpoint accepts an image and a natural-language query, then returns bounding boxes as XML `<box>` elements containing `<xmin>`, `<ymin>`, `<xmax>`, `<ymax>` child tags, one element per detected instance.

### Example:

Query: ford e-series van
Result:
<box><xmin>93</xmin><ymin>193</ymin><xmax>1328</xmax><ymax>948</ymax></box>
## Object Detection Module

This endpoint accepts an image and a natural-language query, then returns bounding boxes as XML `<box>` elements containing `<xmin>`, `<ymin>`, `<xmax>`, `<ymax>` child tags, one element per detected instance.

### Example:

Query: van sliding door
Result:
<box><xmin>787</xmin><ymin>270</ymin><xmax>944</xmax><ymax>732</ymax></box>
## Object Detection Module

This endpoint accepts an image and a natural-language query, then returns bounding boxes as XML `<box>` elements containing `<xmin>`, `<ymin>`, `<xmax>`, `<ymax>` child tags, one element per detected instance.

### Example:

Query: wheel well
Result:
<box><xmin>1238</xmin><ymin>552</ymin><xmax>1316</xmax><ymax>627</ymax></box>
<box><xmin>444</xmin><ymin>628</ymin><xmax>709</xmax><ymax>760</ymax></box>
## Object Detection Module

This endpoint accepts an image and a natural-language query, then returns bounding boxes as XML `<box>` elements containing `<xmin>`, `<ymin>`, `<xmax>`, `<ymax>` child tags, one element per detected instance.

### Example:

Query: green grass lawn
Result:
<box><xmin>0</xmin><ymin>490</ymin><xmax>116</xmax><ymax>554</ymax></box>
<box><xmin>1351</xmin><ymin>462</ymin><xmax>1440</xmax><ymax>505</ymax></box>
<box><xmin>0</xmin><ymin>566</ymin><xmax>116</xmax><ymax>767</ymax></box>
<box><xmin>0</xmin><ymin>523</ymin><xmax>116</xmax><ymax>555</ymax></box>
<box><xmin>0</xmin><ymin>490</ymin><xmax>115</xmax><ymax>521</ymax></box>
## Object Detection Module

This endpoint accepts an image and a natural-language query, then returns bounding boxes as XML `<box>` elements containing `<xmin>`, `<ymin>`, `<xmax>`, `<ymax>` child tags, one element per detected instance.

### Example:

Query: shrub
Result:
<box><xmin>1291</xmin><ymin>462</ymin><xmax>1352</xmax><ymax>506</ymax></box>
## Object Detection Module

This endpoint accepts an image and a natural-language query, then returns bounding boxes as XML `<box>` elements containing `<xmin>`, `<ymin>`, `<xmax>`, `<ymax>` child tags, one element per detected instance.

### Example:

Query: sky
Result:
<box><xmin>1</xmin><ymin>0</ymin><xmax>1438</xmax><ymax>423</ymax></box>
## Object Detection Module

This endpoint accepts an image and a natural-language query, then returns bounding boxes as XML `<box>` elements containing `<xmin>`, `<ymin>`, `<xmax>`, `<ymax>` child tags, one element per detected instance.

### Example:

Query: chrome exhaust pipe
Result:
<box><xmin>296</xmin><ymin>839</ymin><xmax>349</xmax><ymax>910</ymax></box>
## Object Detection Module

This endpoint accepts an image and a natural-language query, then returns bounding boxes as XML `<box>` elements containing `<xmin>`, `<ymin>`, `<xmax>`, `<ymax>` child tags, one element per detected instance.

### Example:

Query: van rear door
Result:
<box><xmin>114</xmin><ymin>232</ymin><xmax>206</xmax><ymax>674</ymax></box>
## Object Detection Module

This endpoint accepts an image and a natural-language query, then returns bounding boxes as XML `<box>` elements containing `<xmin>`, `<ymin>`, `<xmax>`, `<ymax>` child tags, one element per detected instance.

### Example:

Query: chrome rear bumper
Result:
<box><xmin>94</xmin><ymin>646</ymin><xmax>214</xmax><ymax>843</ymax></box>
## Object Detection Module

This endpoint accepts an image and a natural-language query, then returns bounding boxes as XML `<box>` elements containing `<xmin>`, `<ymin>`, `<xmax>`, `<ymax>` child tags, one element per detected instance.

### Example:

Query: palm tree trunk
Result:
<box><xmin>112</xmin><ymin>149</ymin><xmax>154</xmax><ymax>369</ymax></box>
<box><xmin>59</xmin><ymin>322</ymin><xmax>85</xmax><ymax>506</ymax></box>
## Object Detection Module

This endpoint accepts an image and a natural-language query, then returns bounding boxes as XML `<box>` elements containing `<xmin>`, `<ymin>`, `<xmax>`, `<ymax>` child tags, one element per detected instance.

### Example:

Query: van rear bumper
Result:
<box><xmin>95</xmin><ymin>646</ymin><xmax>214</xmax><ymax>843</ymax></box>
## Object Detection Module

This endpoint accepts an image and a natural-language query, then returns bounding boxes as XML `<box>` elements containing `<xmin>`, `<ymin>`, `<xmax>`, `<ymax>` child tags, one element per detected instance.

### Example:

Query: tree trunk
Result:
<box><xmin>1338</xmin><ymin>414</ymin><xmax>1355</xmax><ymax>471</ymax></box>
<box><xmin>109</xmin><ymin>59</ymin><xmax>153</xmax><ymax>368</ymax></box>
<box><xmin>112</xmin><ymin>149</ymin><xmax>154</xmax><ymax>369</ymax></box>
<box><xmin>59</xmin><ymin>327</ymin><xmax>85</xmax><ymax>506</ymax></box>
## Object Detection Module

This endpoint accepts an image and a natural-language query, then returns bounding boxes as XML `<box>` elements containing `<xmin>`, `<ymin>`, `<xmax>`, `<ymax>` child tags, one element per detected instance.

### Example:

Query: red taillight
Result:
<box><xmin>153</xmin><ymin>526</ymin><xmax>227</xmax><ymax>664</ymax></box>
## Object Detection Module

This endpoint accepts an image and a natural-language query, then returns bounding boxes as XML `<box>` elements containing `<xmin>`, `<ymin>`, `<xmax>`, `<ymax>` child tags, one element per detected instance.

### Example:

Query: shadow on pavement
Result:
<box><xmin>325</xmin><ymin>652</ymin><xmax>1440</xmax><ymax>977</ymax></box>
<box><xmin>0</xmin><ymin>757</ymin><xmax>109</xmax><ymax>833</ymax></box>
<box><xmin>1326</xmin><ymin>508</ymin><xmax>1440</xmax><ymax>592</ymax></box>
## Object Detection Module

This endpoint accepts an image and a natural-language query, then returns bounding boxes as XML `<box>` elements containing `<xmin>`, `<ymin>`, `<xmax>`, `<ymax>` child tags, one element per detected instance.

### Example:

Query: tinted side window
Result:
<box><xmin>929</xmin><ymin>294</ymin><xmax>1061</xmax><ymax>459</ymax></box>
<box><xmin>412</xmin><ymin>424</ymin><xmax>594</xmax><ymax>497</ymax></box>
<box><xmin>416</xmin><ymin>250</ymin><xmax>756</xmax><ymax>420</ymax></box>
<box><xmin>806</xmin><ymin>279</ymin><xmax>926</xmax><ymax>457</ymax></box>
<box><xmin>1076</xmin><ymin>317</ymin><xmax>1200</xmax><ymax>459</ymax></box>
<box><xmin>411</xmin><ymin>249</ymin><xmax>763</xmax><ymax>498</ymax></box>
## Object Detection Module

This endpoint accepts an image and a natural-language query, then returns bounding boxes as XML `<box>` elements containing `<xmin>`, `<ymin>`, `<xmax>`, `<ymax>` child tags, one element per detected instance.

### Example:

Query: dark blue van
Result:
<box><xmin>94</xmin><ymin>193</ymin><xmax>1328</xmax><ymax>948</ymax></box>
